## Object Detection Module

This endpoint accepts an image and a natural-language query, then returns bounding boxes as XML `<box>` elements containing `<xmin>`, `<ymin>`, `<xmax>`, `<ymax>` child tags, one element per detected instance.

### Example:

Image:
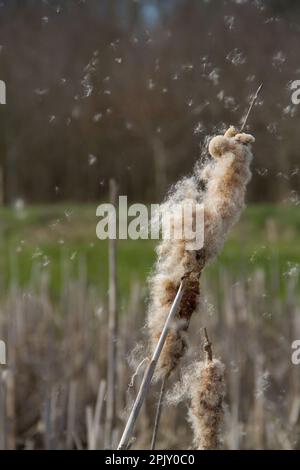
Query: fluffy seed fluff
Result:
<box><xmin>147</xmin><ymin>127</ymin><xmax>254</xmax><ymax>379</ymax></box>
<box><xmin>188</xmin><ymin>359</ymin><xmax>226</xmax><ymax>450</ymax></box>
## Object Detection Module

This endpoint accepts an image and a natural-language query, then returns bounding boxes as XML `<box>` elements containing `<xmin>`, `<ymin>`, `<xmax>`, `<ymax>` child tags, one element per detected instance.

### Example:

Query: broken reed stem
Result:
<box><xmin>240</xmin><ymin>83</ymin><xmax>263</xmax><ymax>132</ymax></box>
<box><xmin>203</xmin><ymin>328</ymin><xmax>213</xmax><ymax>363</ymax></box>
<box><xmin>105</xmin><ymin>179</ymin><xmax>118</xmax><ymax>449</ymax></box>
<box><xmin>150</xmin><ymin>374</ymin><xmax>169</xmax><ymax>450</ymax></box>
<box><xmin>117</xmin><ymin>281</ymin><xmax>184</xmax><ymax>450</ymax></box>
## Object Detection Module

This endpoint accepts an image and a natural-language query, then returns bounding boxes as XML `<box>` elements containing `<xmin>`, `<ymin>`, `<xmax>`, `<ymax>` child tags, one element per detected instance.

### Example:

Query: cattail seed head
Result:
<box><xmin>202</xmin><ymin>126</ymin><xmax>254</xmax><ymax>264</ymax></box>
<box><xmin>188</xmin><ymin>359</ymin><xmax>226</xmax><ymax>450</ymax></box>
<box><xmin>147</xmin><ymin>127</ymin><xmax>254</xmax><ymax>380</ymax></box>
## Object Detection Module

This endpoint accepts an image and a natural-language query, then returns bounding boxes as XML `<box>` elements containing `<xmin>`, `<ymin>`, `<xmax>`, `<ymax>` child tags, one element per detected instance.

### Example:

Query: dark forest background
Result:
<box><xmin>0</xmin><ymin>0</ymin><xmax>300</xmax><ymax>204</ymax></box>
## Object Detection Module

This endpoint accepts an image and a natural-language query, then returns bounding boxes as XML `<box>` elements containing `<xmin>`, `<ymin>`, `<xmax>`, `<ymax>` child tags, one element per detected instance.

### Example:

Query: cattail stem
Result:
<box><xmin>150</xmin><ymin>374</ymin><xmax>168</xmax><ymax>450</ymax></box>
<box><xmin>240</xmin><ymin>83</ymin><xmax>263</xmax><ymax>132</ymax></box>
<box><xmin>117</xmin><ymin>282</ymin><xmax>184</xmax><ymax>450</ymax></box>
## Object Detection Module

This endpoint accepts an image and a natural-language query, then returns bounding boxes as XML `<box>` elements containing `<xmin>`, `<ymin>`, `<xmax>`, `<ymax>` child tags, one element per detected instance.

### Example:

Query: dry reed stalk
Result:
<box><xmin>0</xmin><ymin>369</ymin><xmax>16</xmax><ymax>450</ymax></box>
<box><xmin>86</xmin><ymin>383</ymin><xmax>107</xmax><ymax>452</ymax></box>
<box><xmin>3</xmin><ymin>370</ymin><xmax>16</xmax><ymax>450</ymax></box>
<box><xmin>105</xmin><ymin>179</ymin><xmax>119</xmax><ymax>448</ymax></box>
<box><xmin>66</xmin><ymin>381</ymin><xmax>77</xmax><ymax>449</ymax></box>
<box><xmin>150</xmin><ymin>373</ymin><xmax>169</xmax><ymax>450</ymax></box>
<box><xmin>86</xmin><ymin>405</ymin><xmax>94</xmax><ymax>450</ymax></box>
<box><xmin>240</xmin><ymin>84</ymin><xmax>263</xmax><ymax>132</ymax></box>
<box><xmin>117</xmin><ymin>281</ymin><xmax>184</xmax><ymax>450</ymax></box>
<box><xmin>253</xmin><ymin>354</ymin><xmax>266</xmax><ymax>449</ymax></box>
<box><xmin>0</xmin><ymin>372</ymin><xmax>5</xmax><ymax>449</ymax></box>
<box><xmin>93</xmin><ymin>380</ymin><xmax>106</xmax><ymax>448</ymax></box>
<box><xmin>0</xmin><ymin>264</ymin><xmax>297</xmax><ymax>450</ymax></box>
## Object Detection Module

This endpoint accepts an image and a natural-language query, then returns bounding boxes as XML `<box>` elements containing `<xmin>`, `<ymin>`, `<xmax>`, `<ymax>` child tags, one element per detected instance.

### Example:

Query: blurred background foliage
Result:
<box><xmin>0</xmin><ymin>204</ymin><xmax>299</xmax><ymax>298</ymax></box>
<box><xmin>0</xmin><ymin>0</ymin><xmax>300</xmax><ymax>205</ymax></box>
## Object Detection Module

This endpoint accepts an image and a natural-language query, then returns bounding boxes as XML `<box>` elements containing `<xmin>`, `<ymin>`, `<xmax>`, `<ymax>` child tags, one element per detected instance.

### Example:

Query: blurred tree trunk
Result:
<box><xmin>4</xmin><ymin>133</ymin><xmax>18</xmax><ymax>204</ymax></box>
<box><xmin>151</xmin><ymin>136</ymin><xmax>168</xmax><ymax>201</ymax></box>
<box><xmin>106</xmin><ymin>0</ymin><xmax>116</xmax><ymax>21</ymax></box>
<box><xmin>129</xmin><ymin>0</ymin><xmax>139</xmax><ymax>30</ymax></box>
<box><xmin>0</xmin><ymin>166</ymin><xmax>3</xmax><ymax>205</ymax></box>
<box><xmin>277</xmin><ymin>145</ymin><xmax>291</xmax><ymax>201</ymax></box>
